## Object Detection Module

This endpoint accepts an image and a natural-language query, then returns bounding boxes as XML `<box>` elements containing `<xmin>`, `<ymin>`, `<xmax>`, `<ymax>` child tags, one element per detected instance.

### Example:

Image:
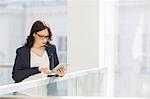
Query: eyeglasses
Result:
<box><xmin>35</xmin><ymin>33</ymin><xmax>50</xmax><ymax>40</ymax></box>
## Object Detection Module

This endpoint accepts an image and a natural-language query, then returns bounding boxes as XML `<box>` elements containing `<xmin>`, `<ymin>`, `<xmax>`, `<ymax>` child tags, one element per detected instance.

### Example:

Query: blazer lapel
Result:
<box><xmin>26</xmin><ymin>47</ymin><xmax>30</xmax><ymax>68</ymax></box>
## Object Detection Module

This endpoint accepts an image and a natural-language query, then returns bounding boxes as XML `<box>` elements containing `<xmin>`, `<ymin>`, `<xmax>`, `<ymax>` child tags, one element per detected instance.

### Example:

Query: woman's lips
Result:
<box><xmin>42</xmin><ymin>42</ymin><xmax>46</xmax><ymax>45</ymax></box>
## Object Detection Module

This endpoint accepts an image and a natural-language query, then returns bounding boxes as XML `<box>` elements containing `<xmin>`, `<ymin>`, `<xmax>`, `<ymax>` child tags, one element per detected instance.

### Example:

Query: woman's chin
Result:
<box><xmin>39</xmin><ymin>44</ymin><xmax>44</xmax><ymax>47</ymax></box>
<box><xmin>42</xmin><ymin>44</ymin><xmax>47</xmax><ymax>47</ymax></box>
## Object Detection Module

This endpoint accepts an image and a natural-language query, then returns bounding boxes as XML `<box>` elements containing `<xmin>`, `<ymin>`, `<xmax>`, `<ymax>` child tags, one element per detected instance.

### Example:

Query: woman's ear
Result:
<box><xmin>33</xmin><ymin>33</ymin><xmax>36</xmax><ymax>37</ymax></box>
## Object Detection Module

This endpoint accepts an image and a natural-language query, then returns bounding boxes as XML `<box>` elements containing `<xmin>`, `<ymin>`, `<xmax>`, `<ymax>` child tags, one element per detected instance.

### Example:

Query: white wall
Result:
<box><xmin>67</xmin><ymin>0</ymin><xmax>99</xmax><ymax>72</ymax></box>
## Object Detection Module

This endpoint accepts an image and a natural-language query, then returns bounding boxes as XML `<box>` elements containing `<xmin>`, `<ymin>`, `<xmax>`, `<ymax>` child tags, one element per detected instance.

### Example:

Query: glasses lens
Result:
<box><xmin>36</xmin><ymin>33</ymin><xmax>49</xmax><ymax>40</ymax></box>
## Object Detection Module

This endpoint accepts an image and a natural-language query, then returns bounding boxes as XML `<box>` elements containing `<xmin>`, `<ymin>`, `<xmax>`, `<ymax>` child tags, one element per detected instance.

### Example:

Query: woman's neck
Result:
<box><xmin>31</xmin><ymin>43</ymin><xmax>45</xmax><ymax>57</ymax></box>
<box><xmin>32</xmin><ymin>43</ymin><xmax>44</xmax><ymax>50</ymax></box>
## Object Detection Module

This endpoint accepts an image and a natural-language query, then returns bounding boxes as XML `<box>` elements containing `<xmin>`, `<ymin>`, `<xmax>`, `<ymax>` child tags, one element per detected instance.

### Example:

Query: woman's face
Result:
<box><xmin>33</xmin><ymin>28</ymin><xmax>49</xmax><ymax>47</ymax></box>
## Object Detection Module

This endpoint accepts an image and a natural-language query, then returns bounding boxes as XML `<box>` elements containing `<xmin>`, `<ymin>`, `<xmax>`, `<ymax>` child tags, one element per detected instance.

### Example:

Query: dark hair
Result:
<box><xmin>25</xmin><ymin>20</ymin><xmax>52</xmax><ymax>49</ymax></box>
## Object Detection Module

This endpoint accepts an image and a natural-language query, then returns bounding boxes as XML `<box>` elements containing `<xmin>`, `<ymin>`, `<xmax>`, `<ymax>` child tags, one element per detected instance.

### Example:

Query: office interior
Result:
<box><xmin>0</xmin><ymin>0</ymin><xmax>150</xmax><ymax>98</ymax></box>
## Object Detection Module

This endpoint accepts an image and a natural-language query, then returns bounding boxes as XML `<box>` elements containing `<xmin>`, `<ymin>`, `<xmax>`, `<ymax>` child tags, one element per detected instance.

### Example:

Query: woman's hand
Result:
<box><xmin>38</xmin><ymin>66</ymin><xmax>50</xmax><ymax>74</ymax></box>
<box><xmin>56</xmin><ymin>67</ymin><xmax>66</xmax><ymax>77</ymax></box>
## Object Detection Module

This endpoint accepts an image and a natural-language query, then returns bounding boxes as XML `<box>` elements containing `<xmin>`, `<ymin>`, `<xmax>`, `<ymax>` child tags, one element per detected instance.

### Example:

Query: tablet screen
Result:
<box><xmin>47</xmin><ymin>63</ymin><xmax>69</xmax><ymax>75</ymax></box>
<box><xmin>52</xmin><ymin>63</ymin><xmax>69</xmax><ymax>73</ymax></box>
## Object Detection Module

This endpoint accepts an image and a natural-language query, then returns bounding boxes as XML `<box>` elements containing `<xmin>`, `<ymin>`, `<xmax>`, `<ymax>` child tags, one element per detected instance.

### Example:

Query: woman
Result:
<box><xmin>12</xmin><ymin>20</ymin><xmax>65</xmax><ymax>83</ymax></box>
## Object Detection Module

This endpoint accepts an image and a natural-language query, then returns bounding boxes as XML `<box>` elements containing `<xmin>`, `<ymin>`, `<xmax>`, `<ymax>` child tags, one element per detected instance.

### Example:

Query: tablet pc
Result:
<box><xmin>52</xmin><ymin>63</ymin><xmax>69</xmax><ymax>73</ymax></box>
<box><xmin>47</xmin><ymin>63</ymin><xmax>69</xmax><ymax>75</ymax></box>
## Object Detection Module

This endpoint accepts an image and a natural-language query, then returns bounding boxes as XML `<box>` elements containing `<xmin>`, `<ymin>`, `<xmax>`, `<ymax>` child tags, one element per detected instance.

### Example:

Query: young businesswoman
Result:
<box><xmin>12</xmin><ymin>20</ymin><xmax>65</xmax><ymax>83</ymax></box>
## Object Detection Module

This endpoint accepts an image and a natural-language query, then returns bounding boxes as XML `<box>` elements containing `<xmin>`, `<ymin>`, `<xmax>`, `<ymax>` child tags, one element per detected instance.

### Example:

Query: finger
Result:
<box><xmin>44</xmin><ymin>67</ymin><xmax>49</xmax><ymax>73</ymax></box>
<box><xmin>45</xmin><ymin>67</ymin><xmax>49</xmax><ymax>70</ymax></box>
<box><xmin>40</xmin><ymin>68</ymin><xmax>45</xmax><ymax>73</ymax></box>
<box><xmin>43</xmin><ymin>68</ymin><xmax>47</xmax><ymax>72</ymax></box>
<box><xmin>60</xmin><ymin>68</ymin><xmax>64</xmax><ymax>73</ymax></box>
<box><xmin>60</xmin><ymin>72</ymin><xmax>64</xmax><ymax>77</ymax></box>
<box><xmin>62</xmin><ymin>68</ymin><xmax>65</xmax><ymax>74</ymax></box>
<box><xmin>39</xmin><ymin>66</ymin><xmax>45</xmax><ymax>72</ymax></box>
<box><xmin>42</xmin><ymin>67</ymin><xmax>46</xmax><ymax>72</ymax></box>
<box><xmin>41</xmin><ymin>67</ymin><xmax>48</xmax><ymax>73</ymax></box>
<box><xmin>57</xmin><ymin>69</ymin><xmax>61</xmax><ymax>74</ymax></box>
<box><xmin>57</xmin><ymin>70</ymin><xmax>63</xmax><ymax>76</ymax></box>
<box><xmin>59</xmin><ymin>67</ymin><xmax>64</xmax><ymax>72</ymax></box>
<box><xmin>59</xmin><ymin>69</ymin><xmax>63</xmax><ymax>73</ymax></box>
<box><xmin>45</xmin><ymin>67</ymin><xmax>49</xmax><ymax>71</ymax></box>
<box><xmin>57</xmin><ymin>69</ymin><xmax>62</xmax><ymax>73</ymax></box>
<box><xmin>61</xmin><ymin>67</ymin><xmax>65</xmax><ymax>71</ymax></box>
<box><xmin>58</xmin><ymin>70</ymin><xmax>64</xmax><ymax>76</ymax></box>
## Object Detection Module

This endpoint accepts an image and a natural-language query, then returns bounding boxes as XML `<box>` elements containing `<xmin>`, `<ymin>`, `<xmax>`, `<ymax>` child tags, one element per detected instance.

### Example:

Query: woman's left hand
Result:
<box><xmin>56</xmin><ymin>67</ymin><xmax>66</xmax><ymax>77</ymax></box>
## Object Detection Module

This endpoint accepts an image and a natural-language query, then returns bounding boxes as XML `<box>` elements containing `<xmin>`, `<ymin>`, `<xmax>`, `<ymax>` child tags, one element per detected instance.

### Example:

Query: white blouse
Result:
<box><xmin>23</xmin><ymin>50</ymin><xmax>50</xmax><ymax>81</ymax></box>
<box><xmin>30</xmin><ymin>50</ymin><xmax>49</xmax><ymax>68</ymax></box>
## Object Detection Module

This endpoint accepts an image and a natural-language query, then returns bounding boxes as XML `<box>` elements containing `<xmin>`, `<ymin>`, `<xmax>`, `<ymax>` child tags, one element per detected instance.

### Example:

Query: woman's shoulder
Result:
<box><xmin>16</xmin><ymin>46</ymin><xmax>29</xmax><ymax>53</ymax></box>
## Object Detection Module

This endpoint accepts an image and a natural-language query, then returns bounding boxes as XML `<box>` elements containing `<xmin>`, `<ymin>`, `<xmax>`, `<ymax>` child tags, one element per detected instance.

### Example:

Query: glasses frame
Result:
<box><xmin>35</xmin><ymin>33</ymin><xmax>50</xmax><ymax>40</ymax></box>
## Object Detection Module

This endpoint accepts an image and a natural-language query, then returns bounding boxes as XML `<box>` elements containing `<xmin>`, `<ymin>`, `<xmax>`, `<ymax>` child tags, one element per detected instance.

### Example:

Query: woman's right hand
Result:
<box><xmin>38</xmin><ymin>66</ymin><xmax>50</xmax><ymax>74</ymax></box>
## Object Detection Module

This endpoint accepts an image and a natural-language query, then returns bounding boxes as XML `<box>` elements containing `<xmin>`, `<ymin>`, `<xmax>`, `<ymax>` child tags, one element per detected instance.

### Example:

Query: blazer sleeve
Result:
<box><xmin>12</xmin><ymin>48</ymin><xmax>40</xmax><ymax>83</ymax></box>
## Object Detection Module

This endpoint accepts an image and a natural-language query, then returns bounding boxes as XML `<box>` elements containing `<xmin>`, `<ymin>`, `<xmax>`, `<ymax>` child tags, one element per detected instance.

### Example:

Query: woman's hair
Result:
<box><xmin>25</xmin><ymin>20</ymin><xmax>52</xmax><ymax>49</ymax></box>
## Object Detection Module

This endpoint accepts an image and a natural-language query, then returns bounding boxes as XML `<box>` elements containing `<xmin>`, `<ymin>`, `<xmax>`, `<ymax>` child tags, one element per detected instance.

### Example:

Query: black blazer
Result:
<box><xmin>12</xmin><ymin>44</ymin><xmax>59</xmax><ymax>83</ymax></box>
